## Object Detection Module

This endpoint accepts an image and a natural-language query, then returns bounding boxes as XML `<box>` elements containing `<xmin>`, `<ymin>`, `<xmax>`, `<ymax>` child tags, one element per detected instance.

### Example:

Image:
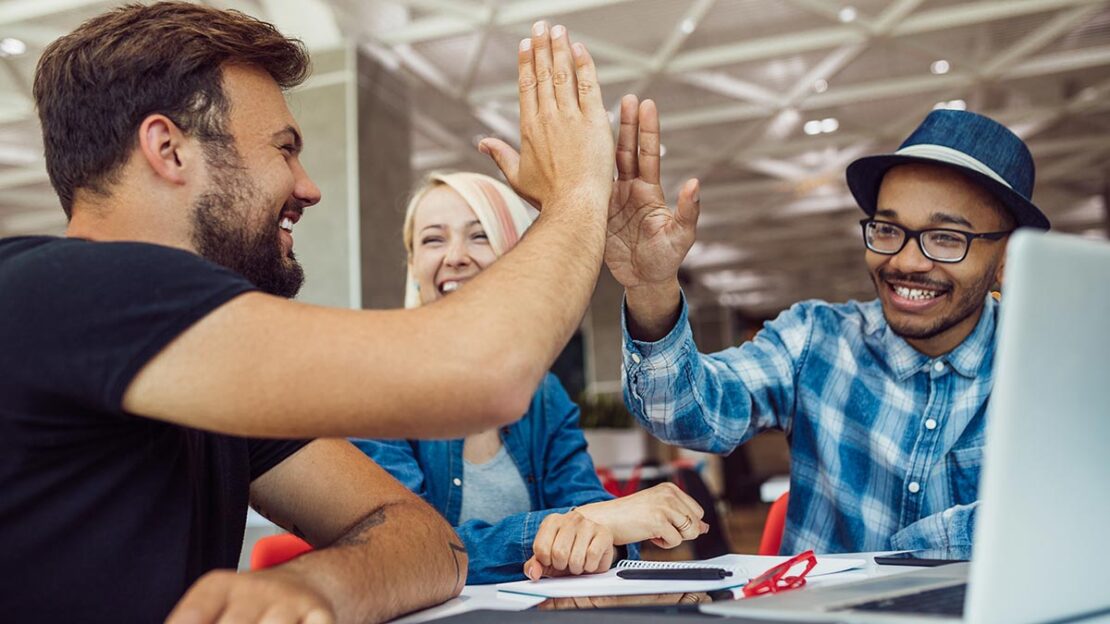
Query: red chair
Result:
<box><xmin>250</xmin><ymin>533</ymin><xmax>313</xmax><ymax>570</ymax></box>
<box><xmin>758</xmin><ymin>492</ymin><xmax>789</xmax><ymax>556</ymax></box>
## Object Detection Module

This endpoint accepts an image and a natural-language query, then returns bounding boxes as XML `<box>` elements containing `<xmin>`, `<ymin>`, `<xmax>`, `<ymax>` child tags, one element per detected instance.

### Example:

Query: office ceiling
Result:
<box><xmin>2</xmin><ymin>0</ymin><xmax>1109</xmax><ymax>316</ymax></box>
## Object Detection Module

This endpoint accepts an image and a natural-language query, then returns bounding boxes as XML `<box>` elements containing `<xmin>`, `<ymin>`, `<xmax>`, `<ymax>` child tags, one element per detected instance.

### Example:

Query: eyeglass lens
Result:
<box><xmin>865</xmin><ymin>221</ymin><xmax>968</xmax><ymax>261</ymax></box>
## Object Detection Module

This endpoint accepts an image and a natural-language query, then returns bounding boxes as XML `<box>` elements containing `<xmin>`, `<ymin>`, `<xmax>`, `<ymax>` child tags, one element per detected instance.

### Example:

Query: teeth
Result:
<box><xmin>441</xmin><ymin>281</ymin><xmax>459</xmax><ymax>293</ymax></box>
<box><xmin>893</xmin><ymin>285</ymin><xmax>941</xmax><ymax>301</ymax></box>
<box><xmin>279</xmin><ymin>217</ymin><xmax>294</xmax><ymax>232</ymax></box>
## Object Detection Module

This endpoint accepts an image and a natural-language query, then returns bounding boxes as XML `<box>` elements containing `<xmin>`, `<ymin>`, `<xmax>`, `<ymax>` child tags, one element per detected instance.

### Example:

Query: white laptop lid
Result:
<box><xmin>967</xmin><ymin>231</ymin><xmax>1110</xmax><ymax>624</ymax></box>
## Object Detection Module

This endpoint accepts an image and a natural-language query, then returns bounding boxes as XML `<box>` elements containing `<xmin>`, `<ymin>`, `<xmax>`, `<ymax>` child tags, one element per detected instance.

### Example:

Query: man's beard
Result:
<box><xmin>191</xmin><ymin>146</ymin><xmax>304</xmax><ymax>299</ymax></box>
<box><xmin>872</xmin><ymin>267</ymin><xmax>994</xmax><ymax>341</ymax></box>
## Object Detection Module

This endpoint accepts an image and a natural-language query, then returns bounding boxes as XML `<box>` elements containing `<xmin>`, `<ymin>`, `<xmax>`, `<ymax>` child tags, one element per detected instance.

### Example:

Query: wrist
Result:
<box><xmin>625</xmin><ymin>280</ymin><xmax>682</xmax><ymax>342</ymax></box>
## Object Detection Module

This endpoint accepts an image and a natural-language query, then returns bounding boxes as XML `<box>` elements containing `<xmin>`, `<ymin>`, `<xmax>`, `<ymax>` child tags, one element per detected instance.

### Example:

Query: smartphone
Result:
<box><xmin>874</xmin><ymin>550</ymin><xmax>968</xmax><ymax>567</ymax></box>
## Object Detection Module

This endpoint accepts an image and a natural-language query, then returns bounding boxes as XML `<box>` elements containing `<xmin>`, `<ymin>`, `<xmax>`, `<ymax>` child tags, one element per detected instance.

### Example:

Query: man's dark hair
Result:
<box><xmin>33</xmin><ymin>1</ymin><xmax>310</xmax><ymax>217</ymax></box>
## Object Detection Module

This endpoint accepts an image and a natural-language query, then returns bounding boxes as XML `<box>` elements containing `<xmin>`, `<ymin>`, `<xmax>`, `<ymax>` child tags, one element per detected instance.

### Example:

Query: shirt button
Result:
<box><xmin>453</xmin><ymin>478</ymin><xmax>462</xmax><ymax>487</ymax></box>
<box><xmin>630</xmin><ymin>353</ymin><xmax>642</xmax><ymax>364</ymax></box>
<box><xmin>933</xmin><ymin>361</ymin><xmax>945</xmax><ymax>373</ymax></box>
<box><xmin>908</xmin><ymin>481</ymin><xmax>921</xmax><ymax>494</ymax></box>
<box><xmin>925</xmin><ymin>419</ymin><xmax>937</xmax><ymax>430</ymax></box>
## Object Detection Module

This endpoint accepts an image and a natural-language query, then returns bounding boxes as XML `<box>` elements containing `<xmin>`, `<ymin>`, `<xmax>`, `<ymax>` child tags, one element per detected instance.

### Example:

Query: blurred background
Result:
<box><xmin>2</xmin><ymin>0</ymin><xmax>1109</xmax><ymax>557</ymax></box>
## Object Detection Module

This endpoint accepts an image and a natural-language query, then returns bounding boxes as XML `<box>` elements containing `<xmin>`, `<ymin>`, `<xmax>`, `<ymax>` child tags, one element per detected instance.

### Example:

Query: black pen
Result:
<box><xmin>617</xmin><ymin>567</ymin><xmax>733</xmax><ymax>581</ymax></box>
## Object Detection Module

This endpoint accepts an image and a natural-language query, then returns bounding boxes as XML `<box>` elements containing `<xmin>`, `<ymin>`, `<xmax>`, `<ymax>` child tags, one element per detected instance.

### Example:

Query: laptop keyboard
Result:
<box><xmin>843</xmin><ymin>583</ymin><xmax>967</xmax><ymax>616</ymax></box>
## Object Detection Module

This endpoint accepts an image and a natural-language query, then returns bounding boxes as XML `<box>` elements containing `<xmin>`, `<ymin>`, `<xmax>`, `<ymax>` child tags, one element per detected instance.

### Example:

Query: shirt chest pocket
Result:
<box><xmin>946</xmin><ymin>446</ymin><xmax>983</xmax><ymax>506</ymax></box>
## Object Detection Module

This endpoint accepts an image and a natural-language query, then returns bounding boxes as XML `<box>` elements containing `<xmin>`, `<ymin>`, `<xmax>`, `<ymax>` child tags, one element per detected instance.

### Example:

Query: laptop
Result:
<box><xmin>703</xmin><ymin>230</ymin><xmax>1110</xmax><ymax>624</ymax></box>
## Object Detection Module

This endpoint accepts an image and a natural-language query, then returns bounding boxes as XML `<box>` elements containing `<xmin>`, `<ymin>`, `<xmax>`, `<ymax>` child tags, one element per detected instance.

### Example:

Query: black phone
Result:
<box><xmin>874</xmin><ymin>550</ymin><xmax>968</xmax><ymax>567</ymax></box>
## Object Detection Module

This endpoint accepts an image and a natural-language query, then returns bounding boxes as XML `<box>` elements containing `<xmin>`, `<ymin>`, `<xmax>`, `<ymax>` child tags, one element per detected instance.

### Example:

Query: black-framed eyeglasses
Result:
<box><xmin>860</xmin><ymin>219</ymin><xmax>1011</xmax><ymax>263</ymax></box>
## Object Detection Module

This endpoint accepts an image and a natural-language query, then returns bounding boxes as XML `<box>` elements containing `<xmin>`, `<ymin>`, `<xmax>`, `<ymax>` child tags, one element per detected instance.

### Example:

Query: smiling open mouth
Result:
<box><xmin>890</xmin><ymin>284</ymin><xmax>944</xmax><ymax>301</ymax></box>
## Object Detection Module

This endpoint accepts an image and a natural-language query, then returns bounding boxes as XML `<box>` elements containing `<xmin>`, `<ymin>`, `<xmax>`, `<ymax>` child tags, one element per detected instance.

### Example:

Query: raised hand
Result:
<box><xmin>525</xmin><ymin>511</ymin><xmax>616</xmax><ymax>580</ymax></box>
<box><xmin>605</xmin><ymin>95</ymin><xmax>700</xmax><ymax>291</ymax></box>
<box><xmin>479</xmin><ymin>22</ymin><xmax>613</xmax><ymax>214</ymax></box>
<box><xmin>576</xmin><ymin>483</ymin><xmax>709</xmax><ymax>549</ymax></box>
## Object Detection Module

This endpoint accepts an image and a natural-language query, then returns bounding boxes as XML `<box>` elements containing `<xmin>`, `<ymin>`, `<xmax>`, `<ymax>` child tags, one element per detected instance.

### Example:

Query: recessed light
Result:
<box><xmin>814</xmin><ymin>79</ymin><xmax>829</xmax><ymax>93</ymax></box>
<box><xmin>838</xmin><ymin>6</ymin><xmax>858</xmax><ymax>23</ymax></box>
<box><xmin>0</xmin><ymin>38</ymin><xmax>27</xmax><ymax>57</ymax></box>
<box><xmin>930</xmin><ymin>59</ymin><xmax>950</xmax><ymax>75</ymax></box>
<box><xmin>803</xmin><ymin>120</ymin><xmax>823</xmax><ymax>136</ymax></box>
<box><xmin>680</xmin><ymin>18</ymin><xmax>697</xmax><ymax>34</ymax></box>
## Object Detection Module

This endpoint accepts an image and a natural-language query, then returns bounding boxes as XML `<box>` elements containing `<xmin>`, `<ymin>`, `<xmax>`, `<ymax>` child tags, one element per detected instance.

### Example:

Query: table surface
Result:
<box><xmin>392</xmin><ymin>552</ymin><xmax>908</xmax><ymax>623</ymax></box>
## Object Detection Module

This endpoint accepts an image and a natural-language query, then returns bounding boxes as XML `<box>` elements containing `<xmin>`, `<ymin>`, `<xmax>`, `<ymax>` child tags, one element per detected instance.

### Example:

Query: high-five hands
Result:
<box><xmin>479</xmin><ymin>22</ymin><xmax>613</xmax><ymax>215</ymax></box>
<box><xmin>606</xmin><ymin>95</ymin><xmax>701</xmax><ymax>341</ymax></box>
<box><xmin>606</xmin><ymin>95</ymin><xmax>700</xmax><ymax>291</ymax></box>
<box><xmin>523</xmin><ymin>483</ymin><xmax>709</xmax><ymax>580</ymax></box>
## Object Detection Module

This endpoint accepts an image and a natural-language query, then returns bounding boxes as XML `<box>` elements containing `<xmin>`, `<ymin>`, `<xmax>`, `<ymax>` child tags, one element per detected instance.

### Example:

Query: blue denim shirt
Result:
<box><xmin>353</xmin><ymin>374</ymin><xmax>639</xmax><ymax>584</ymax></box>
<box><xmin>624</xmin><ymin>295</ymin><xmax>996</xmax><ymax>555</ymax></box>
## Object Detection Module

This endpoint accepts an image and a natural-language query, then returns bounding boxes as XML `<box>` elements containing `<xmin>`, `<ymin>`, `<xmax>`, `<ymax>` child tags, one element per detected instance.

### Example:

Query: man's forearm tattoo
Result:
<box><xmin>449</xmin><ymin>541</ymin><xmax>467</xmax><ymax>592</ymax></box>
<box><xmin>335</xmin><ymin>507</ymin><xmax>389</xmax><ymax>547</ymax></box>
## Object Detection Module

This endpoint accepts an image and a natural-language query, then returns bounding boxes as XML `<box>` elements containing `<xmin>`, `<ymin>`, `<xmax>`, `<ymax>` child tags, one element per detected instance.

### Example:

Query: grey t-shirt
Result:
<box><xmin>458</xmin><ymin>444</ymin><xmax>532</xmax><ymax>525</ymax></box>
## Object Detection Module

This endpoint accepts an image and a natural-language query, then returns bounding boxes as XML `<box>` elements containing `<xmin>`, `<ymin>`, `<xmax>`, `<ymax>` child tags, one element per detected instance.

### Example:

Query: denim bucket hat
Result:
<box><xmin>846</xmin><ymin>109</ymin><xmax>1050</xmax><ymax>230</ymax></box>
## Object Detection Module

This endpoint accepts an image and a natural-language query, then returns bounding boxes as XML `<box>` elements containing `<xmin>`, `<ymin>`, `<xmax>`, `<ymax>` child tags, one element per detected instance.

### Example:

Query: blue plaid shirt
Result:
<box><xmin>623</xmin><ymin>295</ymin><xmax>997</xmax><ymax>555</ymax></box>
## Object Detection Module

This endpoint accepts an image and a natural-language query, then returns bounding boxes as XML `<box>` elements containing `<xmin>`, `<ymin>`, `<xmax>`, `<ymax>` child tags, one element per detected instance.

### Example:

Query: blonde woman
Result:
<box><xmin>353</xmin><ymin>172</ymin><xmax>708</xmax><ymax>583</ymax></box>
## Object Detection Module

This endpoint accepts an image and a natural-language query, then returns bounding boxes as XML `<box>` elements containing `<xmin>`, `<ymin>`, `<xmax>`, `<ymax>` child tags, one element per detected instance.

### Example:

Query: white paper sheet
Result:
<box><xmin>495</xmin><ymin>553</ymin><xmax>866</xmax><ymax>598</ymax></box>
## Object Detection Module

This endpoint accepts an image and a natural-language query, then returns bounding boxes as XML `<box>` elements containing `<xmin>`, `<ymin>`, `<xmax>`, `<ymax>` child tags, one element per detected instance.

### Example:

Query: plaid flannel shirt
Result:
<box><xmin>623</xmin><ymin>294</ymin><xmax>997</xmax><ymax>554</ymax></box>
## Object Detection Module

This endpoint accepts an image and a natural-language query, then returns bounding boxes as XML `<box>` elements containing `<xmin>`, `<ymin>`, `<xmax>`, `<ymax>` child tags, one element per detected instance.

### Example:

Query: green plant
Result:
<box><xmin>576</xmin><ymin>392</ymin><xmax>635</xmax><ymax>429</ymax></box>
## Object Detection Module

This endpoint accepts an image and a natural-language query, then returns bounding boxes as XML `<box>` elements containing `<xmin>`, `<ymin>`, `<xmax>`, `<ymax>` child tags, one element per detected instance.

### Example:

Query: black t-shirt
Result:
<box><xmin>0</xmin><ymin>237</ymin><xmax>310</xmax><ymax>622</ymax></box>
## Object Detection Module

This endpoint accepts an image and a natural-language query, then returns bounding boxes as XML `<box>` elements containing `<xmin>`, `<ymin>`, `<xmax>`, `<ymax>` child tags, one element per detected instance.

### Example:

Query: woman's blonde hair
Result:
<box><xmin>403</xmin><ymin>171</ymin><xmax>536</xmax><ymax>308</ymax></box>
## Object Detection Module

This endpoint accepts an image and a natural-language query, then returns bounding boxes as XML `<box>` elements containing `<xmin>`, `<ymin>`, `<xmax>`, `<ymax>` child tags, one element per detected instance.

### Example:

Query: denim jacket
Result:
<box><xmin>352</xmin><ymin>373</ymin><xmax>640</xmax><ymax>584</ymax></box>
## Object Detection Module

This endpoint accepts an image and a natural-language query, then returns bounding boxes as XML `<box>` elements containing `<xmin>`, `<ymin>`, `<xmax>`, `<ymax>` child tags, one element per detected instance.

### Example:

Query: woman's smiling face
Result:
<box><xmin>410</xmin><ymin>185</ymin><xmax>498</xmax><ymax>305</ymax></box>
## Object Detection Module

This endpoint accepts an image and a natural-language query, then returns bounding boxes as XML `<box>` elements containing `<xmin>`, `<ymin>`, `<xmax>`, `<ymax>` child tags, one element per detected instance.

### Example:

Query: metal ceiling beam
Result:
<box><xmin>376</xmin><ymin>0</ymin><xmax>641</xmax><ymax>46</ymax></box>
<box><xmin>468</xmin><ymin>0</ymin><xmax>1109</xmax><ymax>104</ymax></box>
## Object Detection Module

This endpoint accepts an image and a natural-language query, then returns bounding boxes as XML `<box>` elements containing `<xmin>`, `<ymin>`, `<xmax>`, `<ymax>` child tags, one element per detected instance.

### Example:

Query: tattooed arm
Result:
<box><xmin>166</xmin><ymin>439</ymin><xmax>466</xmax><ymax>624</ymax></box>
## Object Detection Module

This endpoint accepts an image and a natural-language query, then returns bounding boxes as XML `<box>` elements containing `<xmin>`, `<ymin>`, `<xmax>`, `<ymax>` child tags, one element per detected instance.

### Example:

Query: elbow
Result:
<box><xmin>474</xmin><ymin>362</ymin><xmax>539</xmax><ymax>429</ymax></box>
<box><xmin>461</xmin><ymin>349</ymin><xmax>542</xmax><ymax>429</ymax></box>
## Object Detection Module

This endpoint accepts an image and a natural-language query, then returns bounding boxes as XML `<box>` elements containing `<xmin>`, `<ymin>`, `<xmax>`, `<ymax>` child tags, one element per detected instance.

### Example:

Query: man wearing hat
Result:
<box><xmin>604</xmin><ymin>98</ymin><xmax>1050</xmax><ymax>554</ymax></box>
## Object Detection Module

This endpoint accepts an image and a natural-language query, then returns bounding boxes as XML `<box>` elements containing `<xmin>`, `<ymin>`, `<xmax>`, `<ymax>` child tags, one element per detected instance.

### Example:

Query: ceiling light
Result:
<box><xmin>838</xmin><ymin>6</ymin><xmax>858</xmax><ymax>23</ymax></box>
<box><xmin>933</xmin><ymin>99</ymin><xmax>967</xmax><ymax>111</ymax></box>
<box><xmin>0</xmin><ymin>37</ymin><xmax>26</xmax><ymax>57</ymax></box>
<box><xmin>820</xmin><ymin>117</ymin><xmax>839</xmax><ymax>133</ymax></box>
<box><xmin>803</xmin><ymin>120</ymin><xmax>823</xmax><ymax>136</ymax></box>
<box><xmin>680</xmin><ymin>18</ymin><xmax>697</xmax><ymax>34</ymax></box>
<box><xmin>930</xmin><ymin>59</ymin><xmax>950</xmax><ymax>75</ymax></box>
<box><xmin>813</xmin><ymin>79</ymin><xmax>829</xmax><ymax>93</ymax></box>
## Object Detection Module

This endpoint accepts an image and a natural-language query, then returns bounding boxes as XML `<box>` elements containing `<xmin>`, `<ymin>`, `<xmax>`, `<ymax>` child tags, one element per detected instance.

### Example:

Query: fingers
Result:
<box><xmin>653</xmin><ymin>520</ymin><xmax>684</xmax><ymax>549</ymax></box>
<box><xmin>637</xmin><ymin>99</ymin><xmax>661</xmax><ymax>185</ymax></box>
<box><xmin>675</xmin><ymin>178</ymin><xmax>701</xmax><ymax>229</ymax></box>
<box><xmin>532</xmin><ymin>514</ymin><xmax>561</xmax><ymax>570</ymax></box>
<box><xmin>524</xmin><ymin>555</ymin><xmax>543</xmax><ymax>581</ymax></box>
<box><xmin>584</xmin><ymin>538</ymin><xmax>615</xmax><ymax>574</ymax></box>
<box><xmin>549</xmin><ymin>517</ymin><xmax>578</xmax><ymax>572</ymax></box>
<box><xmin>530</xmin><ymin>21</ymin><xmax>556</xmax><ymax>113</ymax></box>
<box><xmin>166</xmin><ymin>571</ymin><xmax>232</xmax><ymax>624</ymax></box>
<box><xmin>616</xmin><ymin>94</ymin><xmax>639</xmax><ymax>182</ymax></box>
<box><xmin>478</xmin><ymin>138</ymin><xmax>521</xmax><ymax>187</ymax></box>
<box><xmin>567</xmin><ymin>525</ymin><xmax>592</xmax><ymax>575</ymax></box>
<box><xmin>549</xmin><ymin>25</ymin><xmax>578</xmax><ymax>111</ymax></box>
<box><xmin>572</xmin><ymin>42</ymin><xmax>603</xmax><ymax>114</ymax></box>
<box><xmin>517</xmin><ymin>37</ymin><xmax>537</xmax><ymax>121</ymax></box>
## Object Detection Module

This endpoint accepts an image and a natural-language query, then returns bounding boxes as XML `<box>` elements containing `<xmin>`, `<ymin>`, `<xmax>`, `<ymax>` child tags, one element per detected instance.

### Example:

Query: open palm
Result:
<box><xmin>605</xmin><ymin>96</ymin><xmax>700</xmax><ymax>290</ymax></box>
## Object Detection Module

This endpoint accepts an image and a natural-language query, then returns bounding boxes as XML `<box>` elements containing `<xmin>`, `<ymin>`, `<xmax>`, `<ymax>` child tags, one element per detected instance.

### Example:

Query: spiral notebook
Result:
<box><xmin>495</xmin><ymin>554</ymin><xmax>865</xmax><ymax>598</ymax></box>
